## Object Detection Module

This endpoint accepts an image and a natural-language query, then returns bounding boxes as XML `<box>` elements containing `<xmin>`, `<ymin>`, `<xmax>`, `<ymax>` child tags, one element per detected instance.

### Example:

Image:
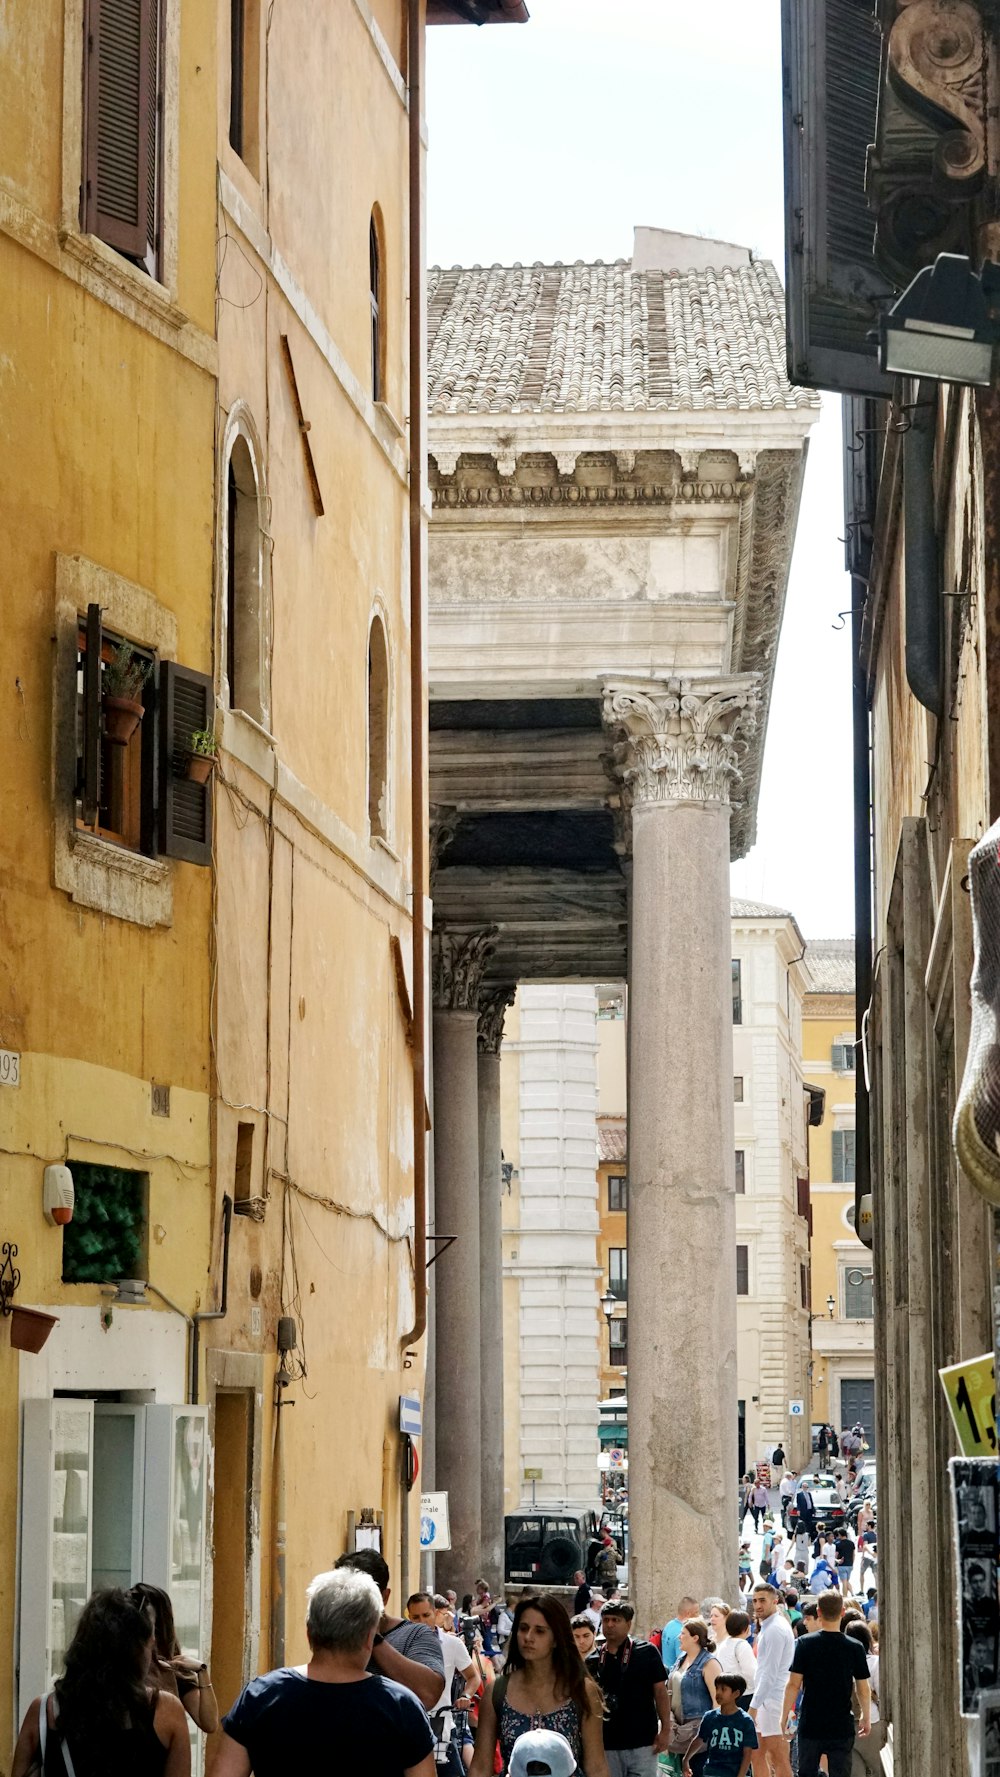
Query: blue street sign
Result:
<box><xmin>399</xmin><ymin>1393</ymin><xmax>422</xmax><ymax>1436</ymax></box>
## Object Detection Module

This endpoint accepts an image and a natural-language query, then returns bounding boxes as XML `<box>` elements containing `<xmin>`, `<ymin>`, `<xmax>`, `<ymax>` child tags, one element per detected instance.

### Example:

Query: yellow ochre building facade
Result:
<box><xmin>802</xmin><ymin>940</ymin><xmax>874</xmax><ymax>1446</ymax></box>
<box><xmin>0</xmin><ymin>0</ymin><xmax>528</xmax><ymax>1757</ymax></box>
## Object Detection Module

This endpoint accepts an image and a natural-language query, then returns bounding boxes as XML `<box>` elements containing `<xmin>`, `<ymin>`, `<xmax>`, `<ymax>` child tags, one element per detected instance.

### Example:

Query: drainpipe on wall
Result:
<box><xmin>400</xmin><ymin>0</ymin><xmax>429</xmax><ymax>1594</ymax></box>
<box><xmin>903</xmin><ymin>383</ymin><xmax>942</xmax><ymax>716</ymax></box>
<box><xmin>190</xmin><ymin>1193</ymin><xmax>233</xmax><ymax>1405</ymax></box>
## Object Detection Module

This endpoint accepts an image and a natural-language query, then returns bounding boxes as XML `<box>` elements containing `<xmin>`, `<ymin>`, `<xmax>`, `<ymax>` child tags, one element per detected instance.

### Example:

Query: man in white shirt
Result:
<box><xmin>407</xmin><ymin>1592</ymin><xmax>477</xmax><ymax>1775</ymax></box>
<box><xmin>749</xmin><ymin>1584</ymin><xmax>794</xmax><ymax>1777</ymax></box>
<box><xmin>779</xmin><ymin>1471</ymin><xmax>796</xmax><ymax>1528</ymax></box>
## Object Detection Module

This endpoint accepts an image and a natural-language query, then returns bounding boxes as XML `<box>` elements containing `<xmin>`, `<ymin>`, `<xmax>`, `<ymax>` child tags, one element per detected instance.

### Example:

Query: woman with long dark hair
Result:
<box><xmin>469</xmin><ymin>1594</ymin><xmax>608</xmax><ymax>1777</ymax></box>
<box><xmin>128</xmin><ymin>1582</ymin><xmax>220</xmax><ymax>1734</ymax></box>
<box><xmin>11</xmin><ymin>1588</ymin><xmax>190</xmax><ymax>1776</ymax></box>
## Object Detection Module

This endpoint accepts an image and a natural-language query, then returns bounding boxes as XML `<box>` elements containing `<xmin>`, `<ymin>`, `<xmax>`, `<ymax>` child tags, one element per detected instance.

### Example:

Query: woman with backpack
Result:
<box><xmin>469</xmin><ymin>1595</ymin><xmax>608</xmax><ymax>1777</ymax></box>
<box><xmin>11</xmin><ymin>1588</ymin><xmax>190</xmax><ymax>1776</ymax></box>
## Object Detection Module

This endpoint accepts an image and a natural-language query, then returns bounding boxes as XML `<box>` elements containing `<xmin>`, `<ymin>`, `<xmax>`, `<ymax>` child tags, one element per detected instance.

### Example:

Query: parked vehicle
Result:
<box><xmin>786</xmin><ymin>1471</ymin><xmax>847</xmax><ymax>1531</ymax></box>
<box><xmin>504</xmin><ymin>1509</ymin><xmax>602</xmax><ymax>1586</ymax></box>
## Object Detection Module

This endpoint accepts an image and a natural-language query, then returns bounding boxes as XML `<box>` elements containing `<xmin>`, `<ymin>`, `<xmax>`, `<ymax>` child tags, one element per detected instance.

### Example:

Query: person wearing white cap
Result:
<box><xmin>508</xmin><ymin>1729</ymin><xmax>578</xmax><ymax>1777</ymax></box>
<box><xmin>469</xmin><ymin>1595</ymin><xmax>609</xmax><ymax>1777</ymax></box>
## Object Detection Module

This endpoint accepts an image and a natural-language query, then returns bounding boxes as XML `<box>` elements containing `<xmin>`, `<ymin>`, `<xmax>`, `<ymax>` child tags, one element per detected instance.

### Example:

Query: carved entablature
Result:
<box><xmin>869</xmin><ymin>0</ymin><xmax>986</xmax><ymax>284</ymax></box>
<box><xmin>429</xmin><ymin>448</ymin><xmax>748</xmax><ymax>512</ymax></box>
<box><xmin>602</xmin><ymin>677</ymin><xmax>759</xmax><ymax>810</ymax></box>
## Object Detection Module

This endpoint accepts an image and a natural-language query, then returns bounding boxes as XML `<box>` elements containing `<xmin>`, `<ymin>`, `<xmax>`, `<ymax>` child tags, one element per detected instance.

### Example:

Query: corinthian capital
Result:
<box><xmin>477</xmin><ymin>985</ymin><xmax>516</xmax><ymax>1055</ymax></box>
<box><xmin>432</xmin><ymin>926</ymin><xmax>499</xmax><ymax>1012</ymax></box>
<box><xmin>602</xmin><ymin>676</ymin><xmax>759</xmax><ymax>807</ymax></box>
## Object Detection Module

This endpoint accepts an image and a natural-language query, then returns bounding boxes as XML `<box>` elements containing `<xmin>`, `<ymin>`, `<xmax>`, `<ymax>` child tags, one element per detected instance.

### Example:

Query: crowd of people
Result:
<box><xmin>9</xmin><ymin>1510</ymin><xmax>883</xmax><ymax>1777</ymax></box>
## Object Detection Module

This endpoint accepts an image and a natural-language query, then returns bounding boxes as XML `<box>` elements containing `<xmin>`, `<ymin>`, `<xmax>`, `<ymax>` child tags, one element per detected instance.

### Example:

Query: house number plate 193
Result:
<box><xmin>0</xmin><ymin>1050</ymin><xmax>21</xmax><ymax>1086</ymax></box>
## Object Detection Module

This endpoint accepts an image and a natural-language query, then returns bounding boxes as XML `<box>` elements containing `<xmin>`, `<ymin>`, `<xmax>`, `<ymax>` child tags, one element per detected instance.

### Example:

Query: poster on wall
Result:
<box><xmin>951</xmin><ymin>1458</ymin><xmax>1000</xmax><ymax>1716</ymax></box>
<box><xmin>981</xmin><ymin>1688</ymin><xmax>1000</xmax><ymax>1776</ymax></box>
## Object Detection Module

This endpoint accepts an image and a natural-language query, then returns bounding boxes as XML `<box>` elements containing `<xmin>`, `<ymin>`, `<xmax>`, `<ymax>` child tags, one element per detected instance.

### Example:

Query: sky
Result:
<box><xmin>425</xmin><ymin>0</ymin><xmax>855</xmax><ymax>938</ymax></box>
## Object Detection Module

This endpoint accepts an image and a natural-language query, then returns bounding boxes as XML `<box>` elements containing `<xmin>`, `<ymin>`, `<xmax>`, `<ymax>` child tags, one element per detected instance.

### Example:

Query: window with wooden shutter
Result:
<box><xmin>158</xmin><ymin>661</ymin><xmax>213</xmax><ymax>865</ymax></box>
<box><xmin>82</xmin><ymin>0</ymin><xmax>162</xmax><ymax>277</ymax></box>
<box><xmin>76</xmin><ymin>613</ymin><xmax>154</xmax><ymax>852</ymax></box>
<box><xmin>780</xmin><ymin>0</ymin><xmax>892</xmax><ymax>395</ymax></box>
<box><xmin>832</xmin><ymin>1127</ymin><xmax>856</xmax><ymax>1183</ymax></box>
<box><xmin>796</xmin><ymin>1176</ymin><xmax>811</xmax><ymax>1221</ymax></box>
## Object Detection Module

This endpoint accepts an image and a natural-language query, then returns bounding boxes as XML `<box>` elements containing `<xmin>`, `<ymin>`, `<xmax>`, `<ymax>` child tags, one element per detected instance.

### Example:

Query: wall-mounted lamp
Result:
<box><xmin>827</xmin><ymin>1293</ymin><xmax>836</xmax><ymax>1319</ymax></box>
<box><xmin>879</xmin><ymin>253</ymin><xmax>1000</xmax><ymax>386</ymax></box>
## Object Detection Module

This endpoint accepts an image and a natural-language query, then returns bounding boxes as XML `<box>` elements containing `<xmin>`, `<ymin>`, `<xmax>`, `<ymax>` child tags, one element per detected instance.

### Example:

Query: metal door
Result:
<box><xmin>839</xmin><ymin>1378</ymin><xmax>876</xmax><ymax>1450</ymax></box>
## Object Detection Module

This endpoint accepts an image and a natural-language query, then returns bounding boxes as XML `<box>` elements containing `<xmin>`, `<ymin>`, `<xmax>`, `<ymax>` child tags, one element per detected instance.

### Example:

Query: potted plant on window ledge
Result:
<box><xmin>186</xmin><ymin>727</ymin><xmax>218</xmax><ymax>784</ymax></box>
<box><xmin>103</xmin><ymin>642</ymin><xmax>151</xmax><ymax>745</ymax></box>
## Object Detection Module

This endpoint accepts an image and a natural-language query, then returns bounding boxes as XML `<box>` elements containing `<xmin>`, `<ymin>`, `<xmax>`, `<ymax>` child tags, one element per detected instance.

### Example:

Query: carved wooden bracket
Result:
<box><xmin>870</xmin><ymin>0</ymin><xmax>988</xmax><ymax>283</ymax></box>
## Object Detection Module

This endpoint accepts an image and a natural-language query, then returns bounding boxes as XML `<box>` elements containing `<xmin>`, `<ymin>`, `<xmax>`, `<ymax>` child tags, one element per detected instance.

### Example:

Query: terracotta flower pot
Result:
<box><xmin>104</xmin><ymin>695</ymin><xmax>144</xmax><ymax>746</ymax></box>
<box><xmin>185</xmin><ymin>751</ymin><xmax>216</xmax><ymax>785</ymax></box>
<box><xmin>10</xmin><ymin>1306</ymin><xmax>59</xmax><ymax>1353</ymax></box>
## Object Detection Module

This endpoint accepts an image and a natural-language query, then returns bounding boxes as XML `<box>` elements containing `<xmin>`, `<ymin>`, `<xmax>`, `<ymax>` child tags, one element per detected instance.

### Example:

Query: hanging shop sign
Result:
<box><xmin>950</xmin><ymin>1457</ymin><xmax>1000</xmax><ymax>1717</ymax></box>
<box><xmin>939</xmin><ymin>1353</ymin><xmax>997</xmax><ymax>1457</ymax></box>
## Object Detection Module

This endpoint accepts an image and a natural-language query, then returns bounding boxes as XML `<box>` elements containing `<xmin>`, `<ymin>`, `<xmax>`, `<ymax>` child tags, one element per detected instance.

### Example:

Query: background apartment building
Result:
<box><xmin>802</xmin><ymin>941</ymin><xmax>875</xmax><ymax>1447</ymax></box>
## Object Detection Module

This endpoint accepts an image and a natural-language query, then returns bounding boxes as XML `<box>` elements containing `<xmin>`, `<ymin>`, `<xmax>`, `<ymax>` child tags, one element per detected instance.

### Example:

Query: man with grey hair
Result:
<box><xmin>215</xmin><ymin>1567</ymin><xmax>436</xmax><ymax>1777</ymax></box>
<box><xmin>336</xmin><ymin>1547</ymin><xmax>444</xmax><ymax>1711</ymax></box>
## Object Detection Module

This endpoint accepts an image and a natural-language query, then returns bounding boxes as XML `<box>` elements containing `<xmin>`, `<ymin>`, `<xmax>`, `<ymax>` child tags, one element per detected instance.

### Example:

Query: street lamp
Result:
<box><xmin>879</xmin><ymin>253</ymin><xmax>1000</xmax><ymax>386</ymax></box>
<box><xmin>600</xmin><ymin>1289</ymin><xmax>616</xmax><ymax>1328</ymax></box>
<box><xmin>827</xmin><ymin>1293</ymin><xmax>835</xmax><ymax>1319</ymax></box>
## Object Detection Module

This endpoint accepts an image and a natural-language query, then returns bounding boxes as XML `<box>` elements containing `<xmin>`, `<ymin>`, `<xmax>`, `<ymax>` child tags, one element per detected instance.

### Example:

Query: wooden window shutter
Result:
<box><xmin>158</xmin><ymin>661</ymin><xmax>213</xmax><ymax>865</ymax></box>
<box><xmin>82</xmin><ymin>603</ymin><xmax>103</xmax><ymax>825</ymax></box>
<box><xmin>780</xmin><ymin>0</ymin><xmax>892</xmax><ymax>396</ymax></box>
<box><xmin>83</xmin><ymin>0</ymin><xmax>160</xmax><ymax>269</ymax></box>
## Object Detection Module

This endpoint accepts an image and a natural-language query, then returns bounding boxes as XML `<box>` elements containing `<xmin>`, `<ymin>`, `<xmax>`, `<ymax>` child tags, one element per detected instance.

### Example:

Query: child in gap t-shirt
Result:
<box><xmin>682</xmin><ymin>1673</ymin><xmax>758</xmax><ymax>1777</ymax></box>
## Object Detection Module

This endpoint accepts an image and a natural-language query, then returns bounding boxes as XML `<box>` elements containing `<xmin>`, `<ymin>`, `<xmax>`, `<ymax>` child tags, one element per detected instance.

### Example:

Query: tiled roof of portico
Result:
<box><xmin>427</xmin><ymin>257</ymin><xmax>819</xmax><ymax>416</ymax></box>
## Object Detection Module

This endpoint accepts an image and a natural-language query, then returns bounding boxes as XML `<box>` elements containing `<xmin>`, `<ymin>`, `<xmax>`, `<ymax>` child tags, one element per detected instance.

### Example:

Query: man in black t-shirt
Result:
<box><xmin>218</xmin><ymin>1567</ymin><xmax>435</xmax><ymax>1777</ymax></box>
<box><xmin>780</xmin><ymin>1591</ymin><xmax>870</xmax><ymax>1777</ymax></box>
<box><xmin>586</xmin><ymin>1602</ymin><xmax>669</xmax><ymax>1777</ymax></box>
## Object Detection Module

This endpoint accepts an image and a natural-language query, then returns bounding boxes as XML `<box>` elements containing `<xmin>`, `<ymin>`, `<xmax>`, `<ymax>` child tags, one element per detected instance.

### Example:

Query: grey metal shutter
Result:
<box><xmin>781</xmin><ymin>0</ymin><xmax>893</xmax><ymax>396</ymax></box>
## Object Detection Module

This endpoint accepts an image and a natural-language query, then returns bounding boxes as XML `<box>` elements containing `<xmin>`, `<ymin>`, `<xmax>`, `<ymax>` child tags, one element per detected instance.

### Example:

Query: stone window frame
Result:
<box><xmin>59</xmin><ymin>0</ymin><xmax>183</xmax><ymax>328</ymax></box>
<box><xmin>53</xmin><ymin>553</ymin><xmax>177</xmax><ymax>928</ymax></box>
<box><xmin>218</xmin><ymin>402</ymin><xmax>272</xmax><ymax>734</ymax></box>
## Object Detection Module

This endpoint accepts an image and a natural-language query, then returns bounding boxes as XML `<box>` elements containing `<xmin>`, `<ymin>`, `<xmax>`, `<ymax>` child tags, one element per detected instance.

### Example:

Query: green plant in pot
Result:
<box><xmin>186</xmin><ymin>726</ymin><xmax>218</xmax><ymax>784</ymax></box>
<box><xmin>103</xmin><ymin>642</ymin><xmax>151</xmax><ymax>746</ymax></box>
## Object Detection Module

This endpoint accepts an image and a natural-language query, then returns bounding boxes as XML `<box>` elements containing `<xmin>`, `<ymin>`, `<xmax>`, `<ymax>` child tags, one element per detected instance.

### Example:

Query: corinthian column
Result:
<box><xmin>477</xmin><ymin>985</ymin><xmax>515</xmax><ymax>1592</ymax></box>
<box><xmin>602</xmin><ymin>676</ymin><xmax>758</xmax><ymax>1624</ymax></box>
<box><xmin>431</xmin><ymin>925</ymin><xmax>498</xmax><ymax>1593</ymax></box>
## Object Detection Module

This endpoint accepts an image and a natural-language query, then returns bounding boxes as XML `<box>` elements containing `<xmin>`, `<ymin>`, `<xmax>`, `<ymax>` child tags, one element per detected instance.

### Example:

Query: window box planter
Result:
<box><xmin>10</xmin><ymin>1306</ymin><xmax>59</xmax><ymax>1353</ymax></box>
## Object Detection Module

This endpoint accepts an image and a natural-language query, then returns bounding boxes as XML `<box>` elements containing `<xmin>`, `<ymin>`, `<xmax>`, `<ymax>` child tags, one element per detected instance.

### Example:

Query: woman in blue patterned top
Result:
<box><xmin>470</xmin><ymin>1596</ymin><xmax>609</xmax><ymax>1777</ymax></box>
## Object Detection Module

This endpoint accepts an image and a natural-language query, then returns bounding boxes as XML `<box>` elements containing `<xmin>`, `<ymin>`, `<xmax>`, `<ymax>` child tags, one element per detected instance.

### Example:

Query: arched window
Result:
<box><xmin>369</xmin><ymin>211</ymin><xmax>383</xmax><ymax>402</ymax></box>
<box><xmin>224</xmin><ymin>428</ymin><xmax>268</xmax><ymax>725</ymax></box>
<box><xmin>368</xmin><ymin>613</ymin><xmax>389</xmax><ymax>840</ymax></box>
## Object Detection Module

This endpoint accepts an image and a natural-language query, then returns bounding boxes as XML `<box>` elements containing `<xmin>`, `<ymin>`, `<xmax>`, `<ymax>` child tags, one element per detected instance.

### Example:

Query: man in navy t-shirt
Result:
<box><xmin>683</xmin><ymin>1674</ymin><xmax>758</xmax><ymax>1777</ymax></box>
<box><xmin>215</xmin><ymin>1567</ymin><xmax>435</xmax><ymax>1777</ymax></box>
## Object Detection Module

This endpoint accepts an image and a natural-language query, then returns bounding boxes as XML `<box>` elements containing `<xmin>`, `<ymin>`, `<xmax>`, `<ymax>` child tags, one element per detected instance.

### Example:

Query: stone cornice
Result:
<box><xmin>477</xmin><ymin>985</ymin><xmax>516</xmax><ymax>1055</ymax></box>
<box><xmin>432</xmin><ymin>926</ymin><xmax>499</xmax><ymax>1012</ymax></box>
<box><xmin>603</xmin><ymin>676</ymin><xmax>759</xmax><ymax>810</ymax></box>
<box><xmin>431</xmin><ymin>471</ymin><xmax>750</xmax><ymax>513</ymax></box>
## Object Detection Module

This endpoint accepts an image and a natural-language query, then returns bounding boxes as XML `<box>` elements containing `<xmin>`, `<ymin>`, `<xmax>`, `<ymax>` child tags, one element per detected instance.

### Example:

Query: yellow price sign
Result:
<box><xmin>938</xmin><ymin>1352</ymin><xmax>997</xmax><ymax>1456</ymax></box>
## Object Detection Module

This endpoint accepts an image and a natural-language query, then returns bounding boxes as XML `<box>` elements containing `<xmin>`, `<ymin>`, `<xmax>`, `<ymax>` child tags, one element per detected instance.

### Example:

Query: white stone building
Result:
<box><xmin>500</xmin><ymin>987</ymin><xmax>601</xmax><ymax>1508</ymax></box>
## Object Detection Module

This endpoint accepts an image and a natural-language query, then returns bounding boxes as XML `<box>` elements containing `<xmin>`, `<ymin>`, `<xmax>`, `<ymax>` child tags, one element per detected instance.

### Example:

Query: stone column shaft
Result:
<box><xmin>477</xmin><ymin>987</ymin><xmax>513</xmax><ymax>1593</ymax></box>
<box><xmin>604</xmin><ymin>677</ymin><xmax>757</xmax><ymax>1624</ymax></box>
<box><xmin>431</xmin><ymin>928</ymin><xmax>496</xmax><ymax>1594</ymax></box>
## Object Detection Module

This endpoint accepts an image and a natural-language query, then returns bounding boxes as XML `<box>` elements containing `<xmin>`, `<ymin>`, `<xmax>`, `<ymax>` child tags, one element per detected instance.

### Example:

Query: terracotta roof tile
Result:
<box><xmin>427</xmin><ymin>257</ymin><xmax>818</xmax><ymax>416</ymax></box>
<box><xmin>804</xmin><ymin>939</ymin><xmax>855</xmax><ymax>995</ymax></box>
